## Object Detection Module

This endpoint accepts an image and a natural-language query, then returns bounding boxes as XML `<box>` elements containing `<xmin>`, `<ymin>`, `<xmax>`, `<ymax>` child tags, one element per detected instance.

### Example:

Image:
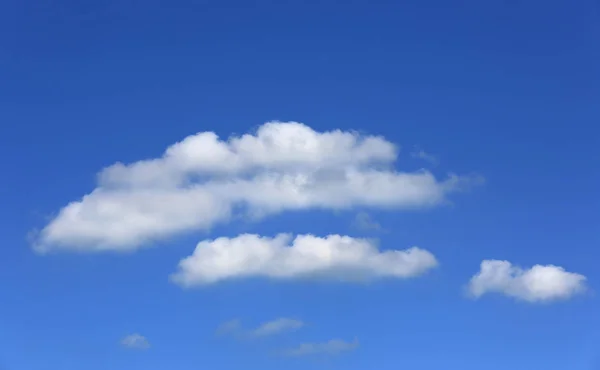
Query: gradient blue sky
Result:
<box><xmin>1</xmin><ymin>1</ymin><xmax>599</xmax><ymax>369</ymax></box>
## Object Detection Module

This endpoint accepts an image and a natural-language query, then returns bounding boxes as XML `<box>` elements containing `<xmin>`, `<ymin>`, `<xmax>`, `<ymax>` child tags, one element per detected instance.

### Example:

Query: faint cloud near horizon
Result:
<box><xmin>281</xmin><ymin>337</ymin><xmax>359</xmax><ymax>357</ymax></box>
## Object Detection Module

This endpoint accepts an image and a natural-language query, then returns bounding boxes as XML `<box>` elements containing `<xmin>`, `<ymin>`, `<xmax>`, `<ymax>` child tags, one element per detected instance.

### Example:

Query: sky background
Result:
<box><xmin>1</xmin><ymin>0</ymin><xmax>599</xmax><ymax>369</ymax></box>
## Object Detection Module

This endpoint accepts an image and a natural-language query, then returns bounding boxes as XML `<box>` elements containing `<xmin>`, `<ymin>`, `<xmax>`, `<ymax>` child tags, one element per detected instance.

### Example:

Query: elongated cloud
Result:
<box><xmin>33</xmin><ymin>121</ymin><xmax>481</xmax><ymax>253</ymax></box>
<box><xmin>282</xmin><ymin>338</ymin><xmax>359</xmax><ymax>356</ymax></box>
<box><xmin>252</xmin><ymin>318</ymin><xmax>304</xmax><ymax>337</ymax></box>
<box><xmin>170</xmin><ymin>233</ymin><xmax>438</xmax><ymax>286</ymax></box>
<box><xmin>468</xmin><ymin>260</ymin><xmax>587</xmax><ymax>302</ymax></box>
<box><xmin>217</xmin><ymin>318</ymin><xmax>304</xmax><ymax>338</ymax></box>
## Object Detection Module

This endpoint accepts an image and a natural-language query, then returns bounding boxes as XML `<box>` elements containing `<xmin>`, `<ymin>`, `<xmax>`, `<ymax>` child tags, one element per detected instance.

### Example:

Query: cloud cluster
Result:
<box><xmin>31</xmin><ymin>122</ymin><xmax>587</xmax><ymax>303</ymax></box>
<box><xmin>170</xmin><ymin>233</ymin><xmax>438</xmax><ymax>287</ymax></box>
<box><xmin>32</xmin><ymin>121</ymin><xmax>480</xmax><ymax>253</ymax></box>
<box><xmin>28</xmin><ymin>120</ymin><xmax>591</xmax><ymax>365</ymax></box>
<box><xmin>468</xmin><ymin>260</ymin><xmax>587</xmax><ymax>302</ymax></box>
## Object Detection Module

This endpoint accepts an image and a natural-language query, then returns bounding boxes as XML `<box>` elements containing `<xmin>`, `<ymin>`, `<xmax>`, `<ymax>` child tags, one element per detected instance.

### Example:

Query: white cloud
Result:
<box><xmin>251</xmin><ymin>318</ymin><xmax>304</xmax><ymax>337</ymax></box>
<box><xmin>410</xmin><ymin>148</ymin><xmax>439</xmax><ymax>165</ymax></box>
<box><xmin>468</xmin><ymin>260</ymin><xmax>587</xmax><ymax>303</ymax></box>
<box><xmin>120</xmin><ymin>334</ymin><xmax>150</xmax><ymax>350</ymax></box>
<box><xmin>170</xmin><ymin>233</ymin><xmax>438</xmax><ymax>286</ymax></box>
<box><xmin>282</xmin><ymin>337</ymin><xmax>359</xmax><ymax>356</ymax></box>
<box><xmin>33</xmin><ymin>121</ymin><xmax>481</xmax><ymax>253</ymax></box>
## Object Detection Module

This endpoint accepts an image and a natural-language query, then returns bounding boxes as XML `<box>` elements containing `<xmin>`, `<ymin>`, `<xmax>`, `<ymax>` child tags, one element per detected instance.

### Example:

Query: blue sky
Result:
<box><xmin>1</xmin><ymin>0</ymin><xmax>599</xmax><ymax>369</ymax></box>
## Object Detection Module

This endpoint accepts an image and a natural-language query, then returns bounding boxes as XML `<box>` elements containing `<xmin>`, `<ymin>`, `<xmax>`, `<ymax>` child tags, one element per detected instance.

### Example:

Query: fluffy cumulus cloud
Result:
<box><xmin>170</xmin><ymin>233</ymin><xmax>438</xmax><ymax>286</ymax></box>
<box><xmin>120</xmin><ymin>334</ymin><xmax>150</xmax><ymax>350</ymax></box>
<box><xmin>468</xmin><ymin>260</ymin><xmax>587</xmax><ymax>303</ymax></box>
<box><xmin>32</xmin><ymin>121</ymin><xmax>481</xmax><ymax>253</ymax></box>
<box><xmin>282</xmin><ymin>338</ymin><xmax>359</xmax><ymax>356</ymax></box>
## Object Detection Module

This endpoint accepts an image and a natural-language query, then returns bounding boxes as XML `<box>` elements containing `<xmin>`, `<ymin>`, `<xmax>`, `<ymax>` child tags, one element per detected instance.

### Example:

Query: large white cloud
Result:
<box><xmin>468</xmin><ymin>260</ymin><xmax>587</xmax><ymax>303</ymax></box>
<box><xmin>170</xmin><ymin>233</ymin><xmax>438</xmax><ymax>286</ymax></box>
<box><xmin>33</xmin><ymin>121</ymin><xmax>481</xmax><ymax>252</ymax></box>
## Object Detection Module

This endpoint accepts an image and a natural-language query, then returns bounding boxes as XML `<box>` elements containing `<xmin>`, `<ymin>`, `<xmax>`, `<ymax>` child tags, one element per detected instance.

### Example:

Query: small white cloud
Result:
<box><xmin>251</xmin><ymin>318</ymin><xmax>304</xmax><ymax>337</ymax></box>
<box><xmin>170</xmin><ymin>233</ymin><xmax>438</xmax><ymax>287</ymax></box>
<box><xmin>468</xmin><ymin>260</ymin><xmax>587</xmax><ymax>303</ymax></box>
<box><xmin>410</xmin><ymin>148</ymin><xmax>439</xmax><ymax>166</ymax></box>
<box><xmin>352</xmin><ymin>212</ymin><xmax>382</xmax><ymax>232</ymax></box>
<box><xmin>33</xmin><ymin>121</ymin><xmax>481</xmax><ymax>253</ymax></box>
<box><xmin>120</xmin><ymin>334</ymin><xmax>150</xmax><ymax>350</ymax></box>
<box><xmin>282</xmin><ymin>337</ymin><xmax>359</xmax><ymax>356</ymax></box>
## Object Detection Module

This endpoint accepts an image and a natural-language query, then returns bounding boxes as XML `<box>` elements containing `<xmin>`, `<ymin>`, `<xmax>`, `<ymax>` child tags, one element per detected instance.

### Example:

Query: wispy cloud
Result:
<box><xmin>352</xmin><ymin>212</ymin><xmax>382</xmax><ymax>232</ymax></box>
<box><xmin>215</xmin><ymin>319</ymin><xmax>242</xmax><ymax>336</ymax></box>
<box><xmin>120</xmin><ymin>334</ymin><xmax>150</xmax><ymax>350</ymax></box>
<box><xmin>217</xmin><ymin>319</ymin><xmax>358</xmax><ymax>358</ymax></box>
<box><xmin>282</xmin><ymin>337</ymin><xmax>359</xmax><ymax>356</ymax></box>
<box><xmin>217</xmin><ymin>317</ymin><xmax>304</xmax><ymax>338</ymax></box>
<box><xmin>251</xmin><ymin>318</ymin><xmax>304</xmax><ymax>337</ymax></box>
<box><xmin>410</xmin><ymin>148</ymin><xmax>439</xmax><ymax>166</ymax></box>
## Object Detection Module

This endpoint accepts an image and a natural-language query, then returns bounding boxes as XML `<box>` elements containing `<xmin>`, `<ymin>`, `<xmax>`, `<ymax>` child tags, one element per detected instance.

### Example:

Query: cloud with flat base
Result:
<box><xmin>467</xmin><ymin>260</ymin><xmax>587</xmax><ymax>303</ymax></box>
<box><xmin>170</xmin><ymin>233</ymin><xmax>438</xmax><ymax>287</ymax></box>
